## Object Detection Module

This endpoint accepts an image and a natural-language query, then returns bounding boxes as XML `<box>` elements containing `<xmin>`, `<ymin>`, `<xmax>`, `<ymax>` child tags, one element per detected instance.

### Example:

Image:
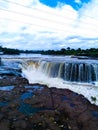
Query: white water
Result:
<box><xmin>21</xmin><ymin>60</ymin><xmax>98</xmax><ymax>106</ymax></box>
<box><xmin>1</xmin><ymin>54</ymin><xmax>98</xmax><ymax>105</ymax></box>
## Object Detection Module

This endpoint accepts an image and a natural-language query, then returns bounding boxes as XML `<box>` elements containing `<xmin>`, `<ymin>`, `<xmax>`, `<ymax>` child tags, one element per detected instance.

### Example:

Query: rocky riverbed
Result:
<box><xmin>0</xmin><ymin>61</ymin><xmax>98</xmax><ymax>130</ymax></box>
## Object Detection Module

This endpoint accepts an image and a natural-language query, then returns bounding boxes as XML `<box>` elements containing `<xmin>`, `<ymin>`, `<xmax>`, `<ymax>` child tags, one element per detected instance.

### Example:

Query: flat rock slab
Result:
<box><xmin>0</xmin><ymin>76</ymin><xmax>98</xmax><ymax>130</ymax></box>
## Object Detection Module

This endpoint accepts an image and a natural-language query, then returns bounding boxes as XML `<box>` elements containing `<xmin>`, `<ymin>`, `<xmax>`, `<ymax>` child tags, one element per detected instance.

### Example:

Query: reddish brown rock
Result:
<box><xmin>0</xmin><ymin>120</ymin><xmax>10</xmax><ymax>130</ymax></box>
<box><xmin>0</xmin><ymin>76</ymin><xmax>98</xmax><ymax>130</ymax></box>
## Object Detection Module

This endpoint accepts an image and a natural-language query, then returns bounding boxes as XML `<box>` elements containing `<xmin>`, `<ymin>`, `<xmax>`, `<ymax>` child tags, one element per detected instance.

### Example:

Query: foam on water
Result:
<box><xmin>22</xmin><ymin>67</ymin><xmax>98</xmax><ymax>105</ymax></box>
<box><xmin>1</xmin><ymin>54</ymin><xmax>98</xmax><ymax>105</ymax></box>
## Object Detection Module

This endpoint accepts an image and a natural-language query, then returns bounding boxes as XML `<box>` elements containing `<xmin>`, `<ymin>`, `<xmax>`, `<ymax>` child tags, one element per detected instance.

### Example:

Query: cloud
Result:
<box><xmin>0</xmin><ymin>0</ymin><xmax>98</xmax><ymax>50</ymax></box>
<box><xmin>62</xmin><ymin>36</ymin><xmax>98</xmax><ymax>49</ymax></box>
<box><xmin>74</xmin><ymin>0</ymin><xmax>82</xmax><ymax>4</ymax></box>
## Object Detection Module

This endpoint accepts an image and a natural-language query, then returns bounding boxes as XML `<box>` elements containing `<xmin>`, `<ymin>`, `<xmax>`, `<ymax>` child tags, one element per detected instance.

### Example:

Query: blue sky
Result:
<box><xmin>40</xmin><ymin>0</ymin><xmax>90</xmax><ymax>10</ymax></box>
<box><xmin>0</xmin><ymin>0</ymin><xmax>98</xmax><ymax>50</ymax></box>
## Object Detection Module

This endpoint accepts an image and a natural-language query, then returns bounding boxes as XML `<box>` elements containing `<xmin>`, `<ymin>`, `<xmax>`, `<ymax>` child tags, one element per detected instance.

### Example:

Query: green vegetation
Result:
<box><xmin>91</xmin><ymin>96</ymin><xmax>97</xmax><ymax>103</ymax></box>
<box><xmin>0</xmin><ymin>46</ymin><xmax>42</xmax><ymax>55</ymax></box>
<box><xmin>0</xmin><ymin>46</ymin><xmax>20</xmax><ymax>55</ymax></box>
<box><xmin>41</xmin><ymin>47</ymin><xmax>98</xmax><ymax>57</ymax></box>
<box><xmin>1</xmin><ymin>45</ymin><xmax>98</xmax><ymax>57</ymax></box>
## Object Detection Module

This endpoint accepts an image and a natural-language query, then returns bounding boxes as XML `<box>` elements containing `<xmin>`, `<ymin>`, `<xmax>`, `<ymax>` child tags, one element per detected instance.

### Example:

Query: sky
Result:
<box><xmin>0</xmin><ymin>0</ymin><xmax>98</xmax><ymax>50</ymax></box>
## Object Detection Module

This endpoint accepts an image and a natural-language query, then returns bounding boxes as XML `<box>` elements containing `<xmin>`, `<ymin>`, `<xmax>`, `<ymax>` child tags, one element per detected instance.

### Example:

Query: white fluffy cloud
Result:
<box><xmin>0</xmin><ymin>0</ymin><xmax>98</xmax><ymax>50</ymax></box>
<box><xmin>74</xmin><ymin>0</ymin><xmax>81</xmax><ymax>4</ymax></box>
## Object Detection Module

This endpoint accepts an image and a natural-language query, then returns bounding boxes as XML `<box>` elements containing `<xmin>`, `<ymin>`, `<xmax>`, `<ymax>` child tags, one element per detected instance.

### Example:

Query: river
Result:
<box><xmin>0</xmin><ymin>53</ymin><xmax>98</xmax><ymax>105</ymax></box>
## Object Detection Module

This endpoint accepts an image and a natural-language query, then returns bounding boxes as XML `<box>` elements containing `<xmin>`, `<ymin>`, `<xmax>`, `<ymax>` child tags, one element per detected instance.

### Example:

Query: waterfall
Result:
<box><xmin>64</xmin><ymin>63</ymin><xmax>96</xmax><ymax>82</ymax></box>
<box><xmin>1</xmin><ymin>55</ymin><xmax>98</xmax><ymax>105</ymax></box>
<box><xmin>21</xmin><ymin>59</ymin><xmax>98</xmax><ymax>106</ymax></box>
<box><xmin>21</xmin><ymin>60</ymin><xmax>98</xmax><ymax>83</ymax></box>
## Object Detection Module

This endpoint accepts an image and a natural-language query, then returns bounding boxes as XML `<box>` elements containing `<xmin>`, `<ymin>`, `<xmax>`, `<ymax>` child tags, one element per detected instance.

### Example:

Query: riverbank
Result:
<box><xmin>0</xmin><ymin>75</ymin><xmax>98</xmax><ymax>130</ymax></box>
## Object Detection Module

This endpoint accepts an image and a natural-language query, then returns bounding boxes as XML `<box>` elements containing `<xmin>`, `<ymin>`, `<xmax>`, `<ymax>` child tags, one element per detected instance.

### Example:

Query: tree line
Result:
<box><xmin>0</xmin><ymin>46</ymin><xmax>98</xmax><ymax>57</ymax></box>
<box><xmin>0</xmin><ymin>46</ymin><xmax>20</xmax><ymax>54</ymax></box>
<box><xmin>0</xmin><ymin>46</ymin><xmax>41</xmax><ymax>55</ymax></box>
<box><xmin>41</xmin><ymin>47</ymin><xmax>98</xmax><ymax>57</ymax></box>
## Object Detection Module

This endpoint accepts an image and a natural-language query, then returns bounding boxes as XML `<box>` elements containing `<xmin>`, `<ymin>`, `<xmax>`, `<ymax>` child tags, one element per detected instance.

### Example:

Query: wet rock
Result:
<box><xmin>0</xmin><ymin>75</ymin><xmax>98</xmax><ymax>130</ymax></box>
<box><xmin>0</xmin><ymin>66</ymin><xmax>22</xmax><ymax>77</ymax></box>
<box><xmin>0</xmin><ymin>76</ymin><xmax>29</xmax><ymax>86</ymax></box>
<box><xmin>0</xmin><ymin>114</ymin><xmax>4</xmax><ymax>120</ymax></box>
<box><xmin>78</xmin><ymin>111</ymin><xmax>93</xmax><ymax>123</ymax></box>
<box><xmin>23</xmin><ymin>86</ymin><xmax>98</xmax><ymax>130</ymax></box>
<box><xmin>12</xmin><ymin>120</ymin><xmax>27</xmax><ymax>129</ymax></box>
<box><xmin>0</xmin><ymin>120</ymin><xmax>10</xmax><ymax>130</ymax></box>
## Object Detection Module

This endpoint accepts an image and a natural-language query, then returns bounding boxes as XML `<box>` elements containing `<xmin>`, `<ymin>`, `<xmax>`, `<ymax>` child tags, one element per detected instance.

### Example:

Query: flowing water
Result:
<box><xmin>1</xmin><ymin>54</ymin><xmax>98</xmax><ymax>105</ymax></box>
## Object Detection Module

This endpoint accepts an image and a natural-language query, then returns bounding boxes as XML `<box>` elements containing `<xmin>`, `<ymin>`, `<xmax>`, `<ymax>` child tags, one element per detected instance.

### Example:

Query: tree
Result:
<box><xmin>67</xmin><ymin>47</ymin><xmax>70</xmax><ymax>50</ymax></box>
